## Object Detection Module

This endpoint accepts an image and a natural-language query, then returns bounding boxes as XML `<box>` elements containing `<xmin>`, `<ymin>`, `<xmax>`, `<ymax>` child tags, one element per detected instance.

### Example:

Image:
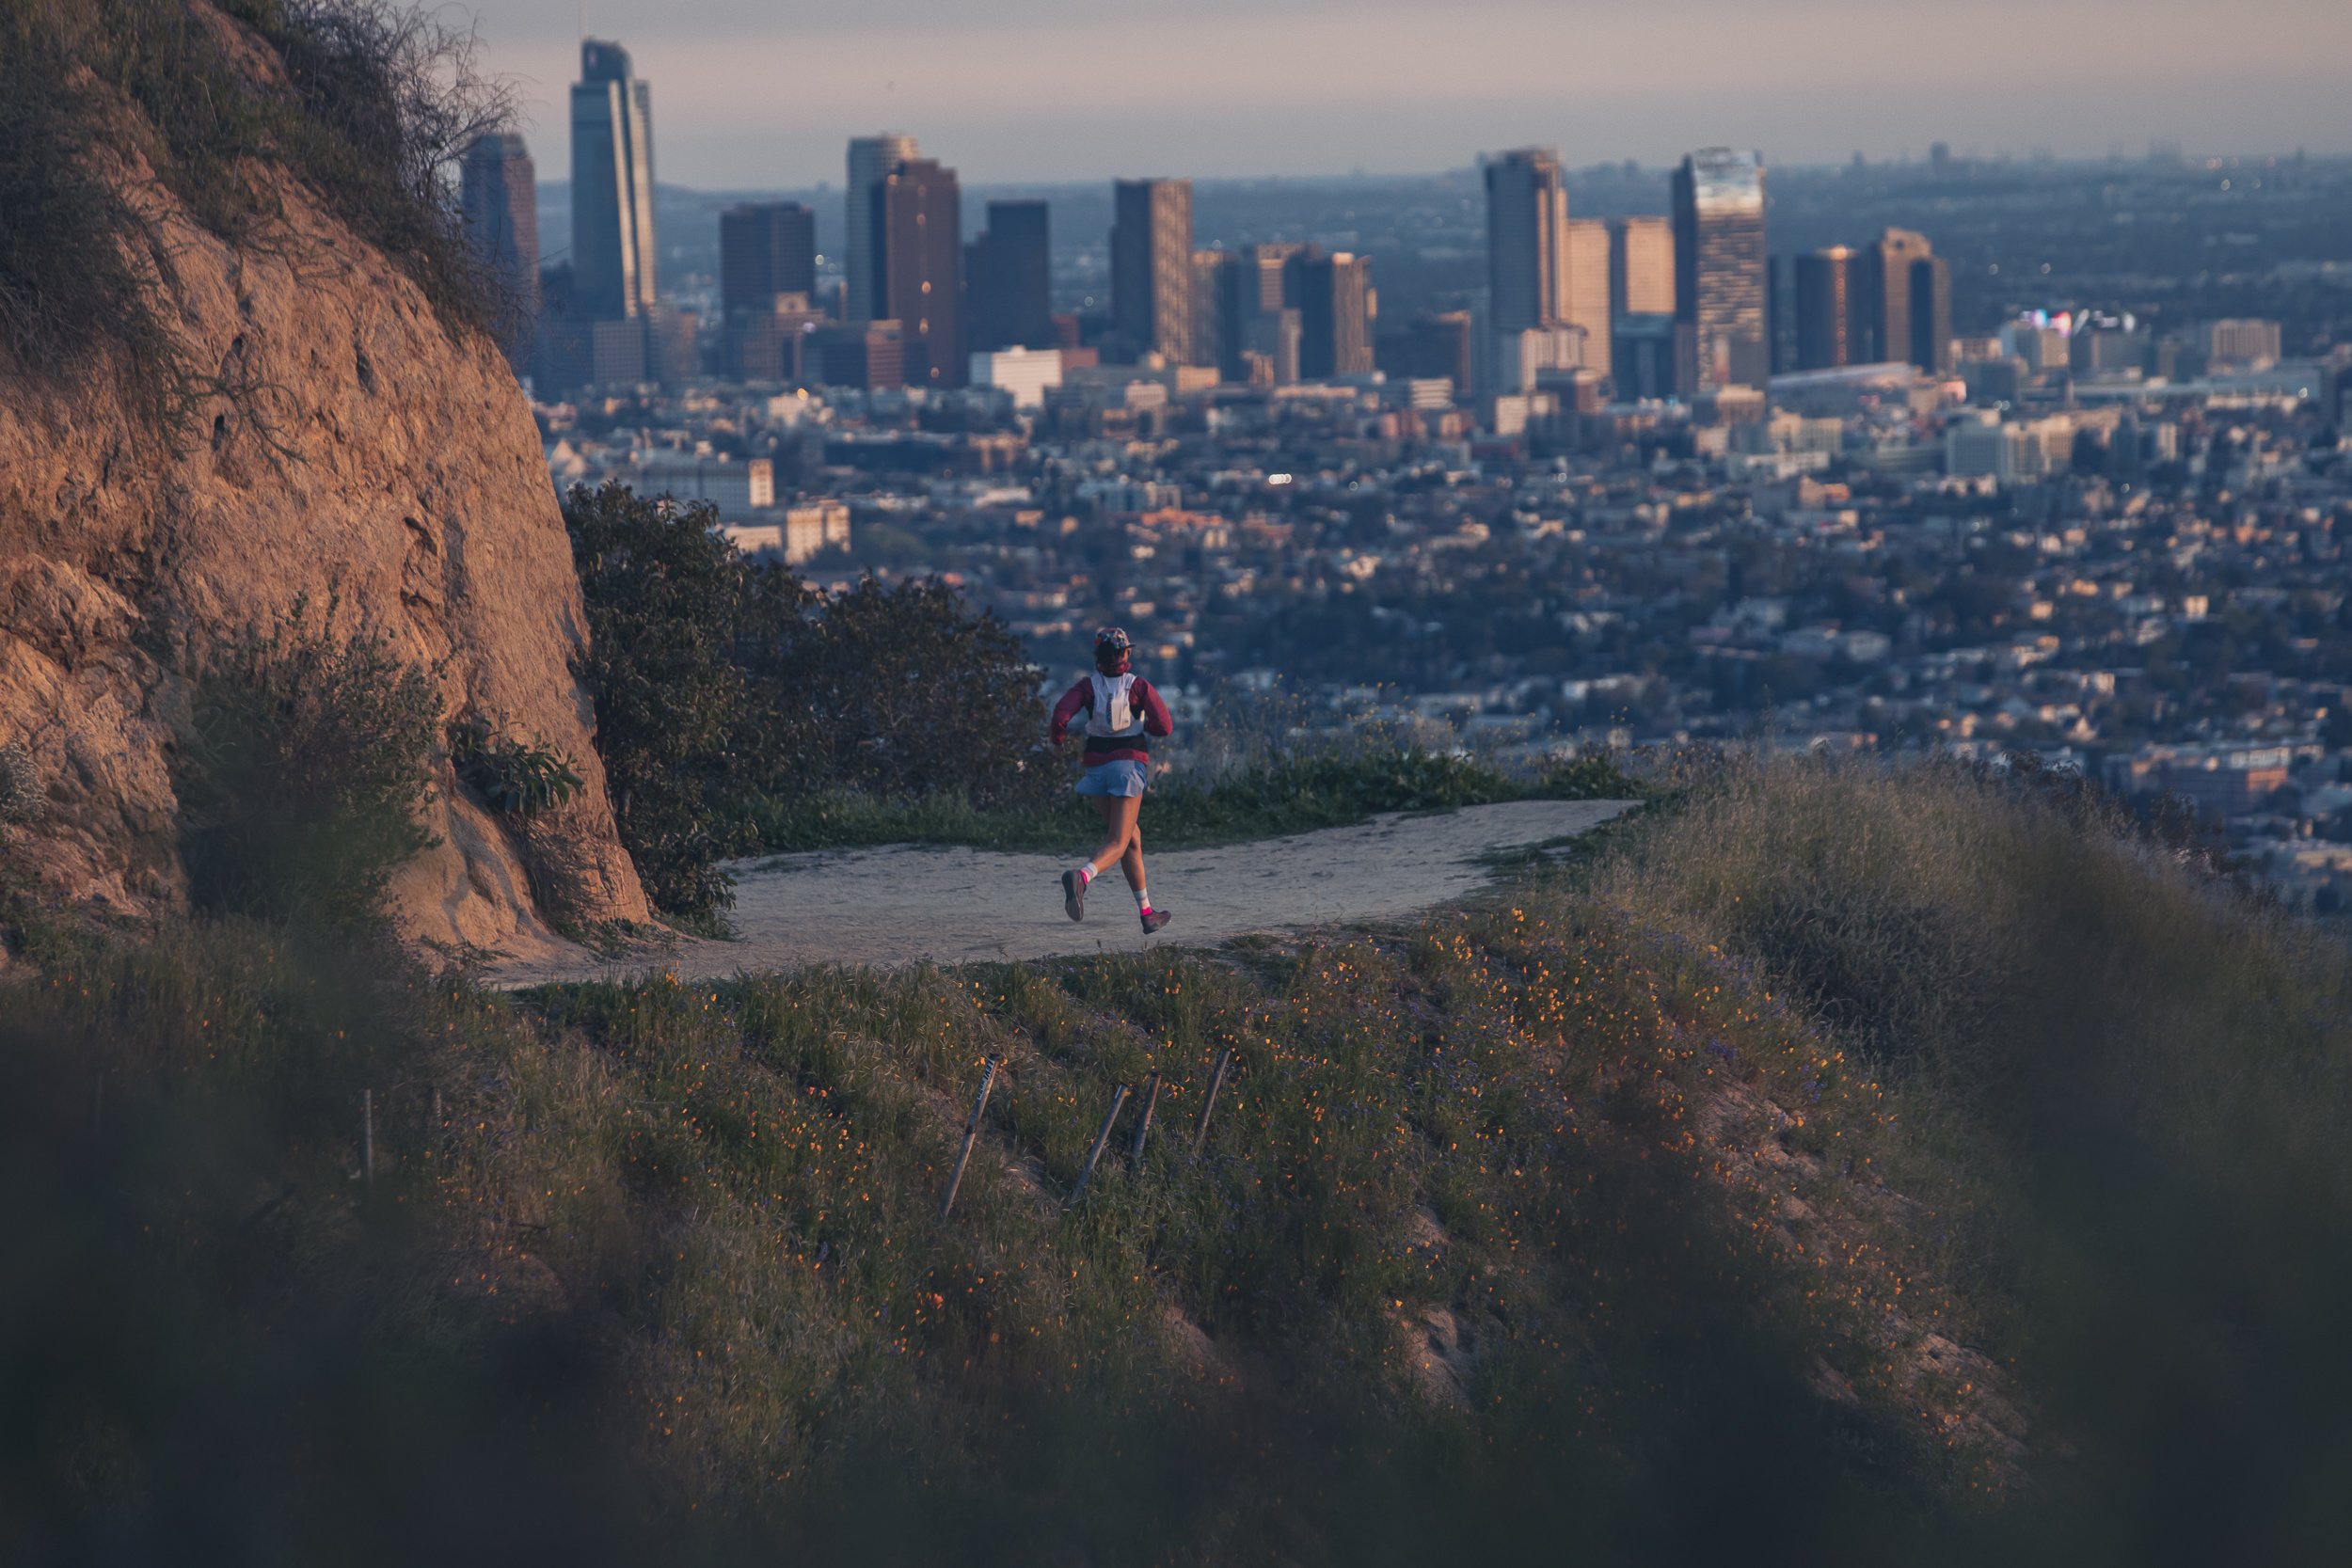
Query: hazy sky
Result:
<box><xmin>462</xmin><ymin>0</ymin><xmax>2352</xmax><ymax>187</ymax></box>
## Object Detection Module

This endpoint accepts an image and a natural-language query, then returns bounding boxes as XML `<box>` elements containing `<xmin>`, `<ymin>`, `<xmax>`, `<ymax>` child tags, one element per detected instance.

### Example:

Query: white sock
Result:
<box><xmin>1073</xmin><ymin>864</ymin><xmax>1095</xmax><ymax>886</ymax></box>
<box><xmin>1133</xmin><ymin>885</ymin><xmax>1152</xmax><ymax>911</ymax></box>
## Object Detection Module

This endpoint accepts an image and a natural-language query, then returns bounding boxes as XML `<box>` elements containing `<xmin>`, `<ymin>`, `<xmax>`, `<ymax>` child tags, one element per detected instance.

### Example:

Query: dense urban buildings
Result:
<box><xmin>1673</xmin><ymin>148</ymin><xmax>1770</xmax><ymax>393</ymax></box>
<box><xmin>1111</xmin><ymin>179</ymin><xmax>1196</xmax><ymax>364</ymax></box>
<box><xmin>569</xmin><ymin>40</ymin><xmax>658</xmax><ymax>323</ymax></box>
<box><xmin>528</xmin><ymin>143</ymin><xmax>2352</xmax><ymax>902</ymax></box>
<box><xmin>458</xmin><ymin>132</ymin><xmax>538</xmax><ymax>368</ymax></box>
<box><xmin>846</xmin><ymin>134</ymin><xmax>919</xmax><ymax>322</ymax></box>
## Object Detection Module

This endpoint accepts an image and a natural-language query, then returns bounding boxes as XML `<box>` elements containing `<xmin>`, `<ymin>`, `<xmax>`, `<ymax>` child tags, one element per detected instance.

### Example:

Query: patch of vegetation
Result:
<box><xmin>753</xmin><ymin>748</ymin><xmax>1637</xmax><ymax>855</ymax></box>
<box><xmin>6</xmin><ymin>757</ymin><xmax>2352</xmax><ymax>1557</ymax></box>
<box><xmin>564</xmin><ymin>483</ymin><xmax>1057</xmax><ymax>922</ymax></box>
<box><xmin>175</xmin><ymin>598</ymin><xmax>441</xmax><ymax>929</ymax></box>
<box><xmin>0</xmin><ymin>740</ymin><xmax>39</xmax><ymax>825</ymax></box>
<box><xmin>0</xmin><ymin>0</ymin><xmax>509</xmax><ymax>434</ymax></box>
<box><xmin>448</xmin><ymin>715</ymin><xmax>584</xmax><ymax>819</ymax></box>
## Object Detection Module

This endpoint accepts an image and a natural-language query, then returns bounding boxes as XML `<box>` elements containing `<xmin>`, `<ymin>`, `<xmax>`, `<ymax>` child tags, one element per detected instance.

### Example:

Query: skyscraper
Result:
<box><xmin>1188</xmin><ymin>250</ymin><xmax>1229</xmax><ymax>372</ymax></box>
<box><xmin>876</xmin><ymin>158</ymin><xmax>961</xmax><ymax>387</ymax></box>
<box><xmin>1486</xmin><ymin>149</ymin><xmax>1570</xmax><ymax>342</ymax></box>
<box><xmin>1608</xmin><ymin>216</ymin><xmax>1675</xmax><ymax>319</ymax></box>
<box><xmin>459</xmin><ymin>132</ymin><xmax>538</xmax><ymax>368</ymax></box>
<box><xmin>1288</xmin><ymin>248</ymin><xmax>1374</xmax><ymax>380</ymax></box>
<box><xmin>1110</xmin><ymin>179</ymin><xmax>1194</xmax><ymax>364</ymax></box>
<box><xmin>1793</xmin><ymin>246</ymin><xmax>1857</xmax><ymax>371</ymax></box>
<box><xmin>1858</xmin><ymin>229</ymin><xmax>1933</xmax><ymax>365</ymax></box>
<box><xmin>1565</xmin><ymin>217</ymin><xmax>1612</xmax><ymax>381</ymax></box>
<box><xmin>719</xmin><ymin>202</ymin><xmax>817</xmax><ymax>315</ymax></box>
<box><xmin>570</xmin><ymin>40</ymin><xmax>657</xmax><ymax>322</ymax></box>
<box><xmin>1908</xmin><ymin>255</ymin><xmax>1954</xmax><ymax>372</ymax></box>
<box><xmin>846</xmin><ymin>134</ymin><xmax>919</xmax><ymax>322</ymax></box>
<box><xmin>1671</xmin><ymin>149</ymin><xmax>1769</xmax><ymax>394</ymax></box>
<box><xmin>967</xmin><ymin>199</ymin><xmax>1053</xmax><ymax>352</ymax></box>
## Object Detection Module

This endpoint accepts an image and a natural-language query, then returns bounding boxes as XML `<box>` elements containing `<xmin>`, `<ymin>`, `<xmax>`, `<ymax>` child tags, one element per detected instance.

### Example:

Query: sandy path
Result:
<box><xmin>488</xmin><ymin>798</ymin><xmax>1639</xmax><ymax>987</ymax></box>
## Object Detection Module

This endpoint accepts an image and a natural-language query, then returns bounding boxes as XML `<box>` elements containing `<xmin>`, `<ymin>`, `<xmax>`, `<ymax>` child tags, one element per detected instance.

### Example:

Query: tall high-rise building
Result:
<box><xmin>1188</xmin><ymin>250</ymin><xmax>1230</xmax><ymax>372</ymax></box>
<box><xmin>1486</xmin><ymin>148</ymin><xmax>1571</xmax><ymax>342</ymax></box>
<box><xmin>719</xmin><ymin>201</ymin><xmax>817</xmax><ymax>315</ymax></box>
<box><xmin>459</xmin><ymin>132</ymin><xmax>538</xmax><ymax>368</ymax></box>
<box><xmin>570</xmin><ymin>40</ymin><xmax>657</xmax><ymax>321</ymax></box>
<box><xmin>1110</xmin><ymin>179</ymin><xmax>1194</xmax><ymax>363</ymax></box>
<box><xmin>1608</xmin><ymin>216</ymin><xmax>1675</xmax><ymax>319</ymax></box>
<box><xmin>1671</xmin><ymin>148</ymin><xmax>1769</xmax><ymax>394</ymax></box>
<box><xmin>1565</xmin><ymin>217</ymin><xmax>1612</xmax><ymax>381</ymax></box>
<box><xmin>1288</xmin><ymin>248</ymin><xmax>1374</xmax><ymax>380</ymax></box>
<box><xmin>966</xmin><ymin>199</ymin><xmax>1053</xmax><ymax>352</ymax></box>
<box><xmin>846</xmin><ymin>134</ymin><xmax>919</xmax><ymax>322</ymax></box>
<box><xmin>1793</xmin><ymin>245</ymin><xmax>1858</xmax><ymax>371</ymax></box>
<box><xmin>876</xmin><ymin>158</ymin><xmax>961</xmax><ymax>387</ymax></box>
<box><xmin>1909</xmin><ymin>256</ymin><xmax>1954</xmax><ymax>373</ymax></box>
<box><xmin>1858</xmin><ymin>229</ymin><xmax>1933</xmax><ymax>364</ymax></box>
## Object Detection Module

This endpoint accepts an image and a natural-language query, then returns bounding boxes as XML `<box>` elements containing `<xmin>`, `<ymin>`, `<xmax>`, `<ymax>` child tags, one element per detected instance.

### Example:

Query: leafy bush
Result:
<box><xmin>448</xmin><ymin>716</ymin><xmax>584</xmax><ymax>818</ymax></box>
<box><xmin>743</xmin><ymin>576</ymin><xmax>1050</xmax><ymax>809</ymax></box>
<box><xmin>563</xmin><ymin>483</ymin><xmax>761</xmax><ymax>923</ymax></box>
<box><xmin>564</xmin><ymin>483</ymin><xmax>1055</xmax><ymax>920</ymax></box>
<box><xmin>176</xmin><ymin>599</ymin><xmax>441</xmax><ymax>928</ymax></box>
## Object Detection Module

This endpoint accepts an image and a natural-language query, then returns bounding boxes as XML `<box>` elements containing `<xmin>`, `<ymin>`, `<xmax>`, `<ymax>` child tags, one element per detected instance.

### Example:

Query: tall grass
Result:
<box><xmin>8</xmin><ymin>753</ymin><xmax>2350</xmax><ymax>1559</ymax></box>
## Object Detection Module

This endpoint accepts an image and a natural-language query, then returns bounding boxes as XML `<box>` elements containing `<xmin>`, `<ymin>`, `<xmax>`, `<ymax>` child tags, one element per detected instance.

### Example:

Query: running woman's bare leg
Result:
<box><xmin>1120</xmin><ymin>820</ymin><xmax>1146</xmax><ymax>895</ymax></box>
<box><xmin>1088</xmin><ymin>794</ymin><xmax>1141</xmax><ymax>878</ymax></box>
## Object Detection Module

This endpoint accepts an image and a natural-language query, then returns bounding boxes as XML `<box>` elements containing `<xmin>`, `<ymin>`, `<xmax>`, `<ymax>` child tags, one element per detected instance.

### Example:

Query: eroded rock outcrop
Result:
<box><xmin>0</xmin><ymin>15</ymin><xmax>647</xmax><ymax>954</ymax></box>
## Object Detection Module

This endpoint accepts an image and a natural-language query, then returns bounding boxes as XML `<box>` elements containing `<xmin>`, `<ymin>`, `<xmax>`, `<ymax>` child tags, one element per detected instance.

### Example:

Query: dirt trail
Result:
<box><xmin>487</xmin><ymin>799</ymin><xmax>1639</xmax><ymax>987</ymax></box>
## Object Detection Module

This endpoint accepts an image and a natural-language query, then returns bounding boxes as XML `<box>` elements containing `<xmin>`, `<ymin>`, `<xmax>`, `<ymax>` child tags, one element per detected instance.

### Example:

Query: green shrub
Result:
<box><xmin>563</xmin><ymin>483</ymin><xmax>761</xmax><ymax>922</ymax></box>
<box><xmin>176</xmin><ymin>598</ymin><xmax>441</xmax><ymax>928</ymax></box>
<box><xmin>448</xmin><ymin>715</ymin><xmax>584</xmax><ymax>818</ymax></box>
<box><xmin>742</xmin><ymin>575</ymin><xmax>1051</xmax><ymax>810</ymax></box>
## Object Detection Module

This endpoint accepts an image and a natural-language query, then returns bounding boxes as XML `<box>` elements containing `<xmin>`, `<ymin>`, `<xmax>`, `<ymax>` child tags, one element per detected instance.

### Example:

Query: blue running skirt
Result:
<box><xmin>1074</xmin><ymin>759</ymin><xmax>1149</xmax><ymax>798</ymax></box>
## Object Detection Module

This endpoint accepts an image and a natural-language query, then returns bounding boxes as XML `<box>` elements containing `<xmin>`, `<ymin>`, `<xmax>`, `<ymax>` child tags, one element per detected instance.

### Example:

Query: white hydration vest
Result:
<box><xmin>1086</xmin><ymin>673</ymin><xmax>1144</xmax><ymax>738</ymax></box>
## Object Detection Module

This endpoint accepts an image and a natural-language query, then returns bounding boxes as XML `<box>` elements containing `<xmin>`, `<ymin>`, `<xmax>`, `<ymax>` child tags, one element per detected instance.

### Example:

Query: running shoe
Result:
<box><xmin>1140</xmin><ymin>907</ymin><xmax>1172</xmax><ymax>935</ymax></box>
<box><xmin>1061</xmin><ymin>870</ymin><xmax>1087</xmax><ymax>923</ymax></box>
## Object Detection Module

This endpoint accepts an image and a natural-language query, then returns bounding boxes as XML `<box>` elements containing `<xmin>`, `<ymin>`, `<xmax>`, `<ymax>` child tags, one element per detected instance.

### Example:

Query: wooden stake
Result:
<box><xmin>1128</xmin><ymin>1071</ymin><xmax>1163</xmax><ymax>1162</ymax></box>
<box><xmin>939</xmin><ymin>1057</ymin><xmax>999</xmax><ymax>1220</ymax></box>
<box><xmin>1192</xmin><ymin>1048</ymin><xmax>1233</xmax><ymax>1156</ymax></box>
<box><xmin>1067</xmin><ymin>1083</ymin><xmax>1130</xmax><ymax>1209</ymax></box>
<box><xmin>362</xmin><ymin>1088</ymin><xmax>374</xmax><ymax>1190</ymax></box>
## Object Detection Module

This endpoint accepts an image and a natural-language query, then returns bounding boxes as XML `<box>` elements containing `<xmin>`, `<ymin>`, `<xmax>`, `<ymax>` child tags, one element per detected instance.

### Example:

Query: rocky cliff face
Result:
<box><xmin>0</xmin><ymin>23</ymin><xmax>648</xmax><ymax>953</ymax></box>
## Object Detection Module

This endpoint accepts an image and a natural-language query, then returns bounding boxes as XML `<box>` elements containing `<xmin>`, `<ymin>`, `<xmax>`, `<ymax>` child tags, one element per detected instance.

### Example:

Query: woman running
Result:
<box><xmin>1049</xmin><ymin>626</ymin><xmax>1174</xmax><ymax>933</ymax></box>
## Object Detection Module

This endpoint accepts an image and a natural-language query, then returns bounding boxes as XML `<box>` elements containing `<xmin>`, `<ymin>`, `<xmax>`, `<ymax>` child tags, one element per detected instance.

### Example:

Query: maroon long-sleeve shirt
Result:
<box><xmin>1050</xmin><ymin>673</ymin><xmax>1173</xmax><ymax>765</ymax></box>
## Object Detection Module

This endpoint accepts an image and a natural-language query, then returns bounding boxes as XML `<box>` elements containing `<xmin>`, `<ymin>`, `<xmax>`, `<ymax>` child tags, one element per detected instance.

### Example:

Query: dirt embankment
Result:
<box><xmin>0</xmin><ymin>3</ymin><xmax>645</xmax><ymax>956</ymax></box>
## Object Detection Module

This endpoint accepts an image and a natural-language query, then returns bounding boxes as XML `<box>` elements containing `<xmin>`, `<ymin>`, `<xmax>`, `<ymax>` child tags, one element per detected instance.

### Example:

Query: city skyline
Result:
<box><xmin>464</xmin><ymin>0</ymin><xmax>2352</xmax><ymax>187</ymax></box>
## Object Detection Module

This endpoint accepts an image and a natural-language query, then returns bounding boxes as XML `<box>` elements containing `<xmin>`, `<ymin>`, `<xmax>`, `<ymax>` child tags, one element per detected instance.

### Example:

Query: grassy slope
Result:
<box><xmin>6</xmin><ymin>756</ymin><xmax>2350</xmax><ymax>1561</ymax></box>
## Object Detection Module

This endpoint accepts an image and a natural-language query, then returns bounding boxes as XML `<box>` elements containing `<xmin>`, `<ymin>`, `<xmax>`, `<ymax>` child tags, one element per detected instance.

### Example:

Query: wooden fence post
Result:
<box><xmin>1067</xmin><ymin>1083</ymin><xmax>1131</xmax><ymax>1209</ymax></box>
<box><xmin>939</xmin><ymin>1057</ymin><xmax>1000</xmax><ymax>1220</ymax></box>
<box><xmin>1128</xmin><ymin>1071</ymin><xmax>1163</xmax><ymax>1162</ymax></box>
<box><xmin>1191</xmin><ymin>1048</ymin><xmax>1233</xmax><ymax>1156</ymax></box>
